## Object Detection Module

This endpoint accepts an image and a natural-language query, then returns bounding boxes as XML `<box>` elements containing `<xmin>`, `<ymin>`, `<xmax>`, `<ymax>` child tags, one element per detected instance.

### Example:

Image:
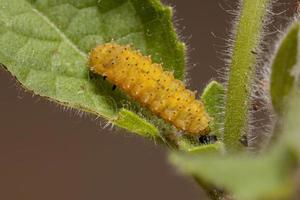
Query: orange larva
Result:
<box><xmin>89</xmin><ymin>43</ymin><xmax>210</xmax><ymax>136</ymax></box>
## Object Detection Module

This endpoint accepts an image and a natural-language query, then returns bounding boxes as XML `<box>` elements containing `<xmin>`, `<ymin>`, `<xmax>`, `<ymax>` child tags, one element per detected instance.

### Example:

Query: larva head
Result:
<box><xmin>89</xmin><ymin>43</ymin><xmax>127</xmax><ymax>75</ymax></box>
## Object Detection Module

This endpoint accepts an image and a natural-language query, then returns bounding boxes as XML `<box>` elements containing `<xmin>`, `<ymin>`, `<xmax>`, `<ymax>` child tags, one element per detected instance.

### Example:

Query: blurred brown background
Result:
<box><xmin>0</xmin><ymin>0</ymin><xmax>296</xmax><ymax>200</ymax></box>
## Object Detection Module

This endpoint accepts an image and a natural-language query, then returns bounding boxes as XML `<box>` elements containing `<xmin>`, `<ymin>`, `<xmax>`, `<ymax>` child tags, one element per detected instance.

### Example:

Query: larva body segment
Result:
<box><xmin>89</xmin><ymin>43</ymin><xmax>210</xmax><ymax>135</ymax></box>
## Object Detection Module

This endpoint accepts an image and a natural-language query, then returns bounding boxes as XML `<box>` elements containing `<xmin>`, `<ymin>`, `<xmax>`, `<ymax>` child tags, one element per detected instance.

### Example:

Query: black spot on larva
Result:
<box><xmin>103</xmin><ymin>76</ymin><xmax>107</xmax><ymax>80</ymax></box>
<box><xmin>112</xmin><ymin>84</ymin><xmax>117</xmax><ymax>91</ymax></box>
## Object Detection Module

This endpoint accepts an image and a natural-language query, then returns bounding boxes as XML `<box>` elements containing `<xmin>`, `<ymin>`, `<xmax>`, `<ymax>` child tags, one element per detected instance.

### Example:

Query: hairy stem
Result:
<box><xmin>224</xmin><ymin>0</ymin><xmax>270</xmax><ymax>152</ymax></box>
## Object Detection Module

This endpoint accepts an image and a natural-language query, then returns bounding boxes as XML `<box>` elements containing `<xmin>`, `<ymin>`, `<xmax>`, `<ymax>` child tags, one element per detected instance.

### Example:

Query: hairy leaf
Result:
<box><xmin>201</xmin><ymin>81</ymin><xmax>225</xmax><ymax>139</ymax></box>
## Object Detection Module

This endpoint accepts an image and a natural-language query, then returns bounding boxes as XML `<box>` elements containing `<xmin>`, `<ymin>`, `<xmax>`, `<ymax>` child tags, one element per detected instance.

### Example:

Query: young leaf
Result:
<box><xmin>0</xmin><ymin>0</ymin><xmax>185</xmax><ymax>138</ymax></box>
<box><xmin>224</xmin><ymin>0</ymin><xmax>270</xmax><ymax>152</ymax></box>
<box><xmin>201</xmin><ymin>81</ymin><xmax>225</xmax><ymax>139</ymax></box>
<box><xmin>114</xmin><ymin>108</ymin><xmax>159</xmax><ymax>138</ymax></box>
<box><xmin>271</xmin><ymin>22</ymin><xmax>300</xmax><ymax>114</ymax></box>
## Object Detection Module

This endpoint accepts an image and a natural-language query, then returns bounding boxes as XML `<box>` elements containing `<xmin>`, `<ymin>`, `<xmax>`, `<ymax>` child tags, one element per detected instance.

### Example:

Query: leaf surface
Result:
<box><xmin>201</xmin><ymin>81</ymin><xmax>225</xmax><ymax>138</ymax></box>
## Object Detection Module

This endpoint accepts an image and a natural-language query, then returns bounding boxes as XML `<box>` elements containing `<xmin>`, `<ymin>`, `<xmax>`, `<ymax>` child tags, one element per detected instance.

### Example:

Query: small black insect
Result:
<box><xmin>103</xmin><ymin>76</ymin><xmax>107</xmax><ymax>80</ymax></box>
<box><xmin>199</xmin><ymin>135</ymin><xmax>218</xmax><ymax>145</ymax></box>
<box><xmin>112</xmin><ymin>84</ymin><xmax>117</xmax><ymax>91</ymax></box>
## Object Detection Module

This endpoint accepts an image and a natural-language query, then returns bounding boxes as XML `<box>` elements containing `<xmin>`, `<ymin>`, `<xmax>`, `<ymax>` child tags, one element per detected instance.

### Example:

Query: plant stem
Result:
<box><xmin>224</xmin><ymin>0</ymin><xmax>270</xmax><ymax>152</ymax></box>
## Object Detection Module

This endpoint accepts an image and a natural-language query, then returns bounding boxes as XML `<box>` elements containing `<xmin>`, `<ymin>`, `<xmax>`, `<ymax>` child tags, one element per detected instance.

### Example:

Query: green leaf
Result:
<box><xmin>224</xmin><ymin>0</ymin><xmax>270</xmax><ymax>152</ymax></box>
<box><xmin>170</xmin><ymin>149</ymin><xmax>296</xmax><ymax>200</ymax></box>
<box><xmin>114</xmin><ymin>108</ymin><xmax>159</xmax><ymax>138</ymax></box>
<box><xmin>270</xmin><ymin>22</ymin><xmax>300</xmax><ymax>114</ymax></box>
<box><xmin>280</xmin><ymin>81</ymin><xmax>300</xmax><ymax>156</ymax></box>
<box><xmin>201</xmin><ymin>81</ymin><xmax>225</xmax><ymax>139</ymax></box>
<box><xmin>0</xmin><ymin>0</ymin><xmax>185</xmax><ymax>138</ymax></box>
